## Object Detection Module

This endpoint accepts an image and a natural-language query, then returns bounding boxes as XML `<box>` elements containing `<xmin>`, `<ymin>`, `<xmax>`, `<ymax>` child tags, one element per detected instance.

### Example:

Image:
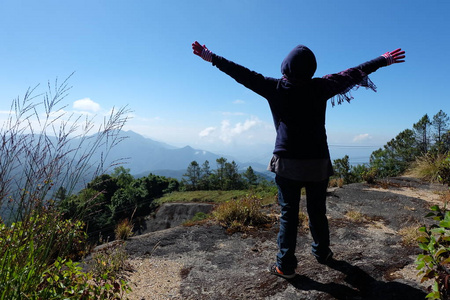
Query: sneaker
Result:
<box><xmin>269</xmin><ymin>263</ymin><xmax>296</xmax><ymax>279</ymax></box>
<box><xmin>315</xmin><ymin>250</ymin><xmax>334</xmax><ymax>265</ymax></box>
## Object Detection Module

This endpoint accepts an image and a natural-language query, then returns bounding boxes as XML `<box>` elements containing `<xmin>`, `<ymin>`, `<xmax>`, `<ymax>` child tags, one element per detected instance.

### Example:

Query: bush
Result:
<box><xmin>361</xmin><ymin>167</ymin><xmax>378</xmax><ymax>184</ymax></box>
<box><xmin>213</xmin><ymin>195</ymin><xmax>272</xmax><ymax>232</ymax></box>
<box><xmin>416</xmin><ymin>204</ymin><xmax>450</xmax><ymax>299</ymax></box>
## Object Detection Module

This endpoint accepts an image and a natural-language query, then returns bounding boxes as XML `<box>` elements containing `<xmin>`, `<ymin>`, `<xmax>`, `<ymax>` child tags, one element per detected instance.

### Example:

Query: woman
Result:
<box><xmin>192</xmin><ymin>41</ymin><xmax>405</xmax><ymax>279</ymax></box>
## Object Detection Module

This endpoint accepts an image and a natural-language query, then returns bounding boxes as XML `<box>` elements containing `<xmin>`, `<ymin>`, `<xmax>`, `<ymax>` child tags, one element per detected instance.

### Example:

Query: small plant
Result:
<box><xmin>416</xmin><ymin>204</ymin><xmax>450</xmax><ymax>299</ymax></box>
<box><xmin>213</xmin><ymin>195</ymin><xmax>272</xmax><ymax>232</ymax></box>
<box><xmin>345</xmin><ymin>210</ymin><xmax>366</xmax><ymax>223</ymax></box>
<box><xmin>115</xmin><ymin>219</ymin><xmax>134</xmax><ymax>240</ymax></box>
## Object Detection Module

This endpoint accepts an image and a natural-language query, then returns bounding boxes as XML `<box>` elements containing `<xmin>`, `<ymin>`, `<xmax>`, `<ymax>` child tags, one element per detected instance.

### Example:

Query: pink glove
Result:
<box><xmin>382</xmin><ymin>48</ymin><xmax>406</xmax><ymax>65</ymax></box>
<box><xmin>192</xmin><ymin>41</ymin><xmax>213</xmax><ymax>62</ymax></box>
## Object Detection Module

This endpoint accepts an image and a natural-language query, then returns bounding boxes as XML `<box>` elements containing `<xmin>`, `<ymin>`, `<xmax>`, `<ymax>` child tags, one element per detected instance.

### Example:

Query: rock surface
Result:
<box><xmin>143</xmin><ymin>203</ymin><xmax>214</xmax><ymax>233</ymax></box>
<box><xmin>125</xmin><ymin>177</ymin><xmax>448</xmax><ymax>299</ymax></box>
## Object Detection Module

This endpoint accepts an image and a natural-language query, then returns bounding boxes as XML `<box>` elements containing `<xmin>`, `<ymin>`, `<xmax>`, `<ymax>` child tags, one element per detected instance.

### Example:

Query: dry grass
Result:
<box><xmin>407</xmin><ymin>153</ymin><xmax>448</xmax><ymax>183</ymax></box>
<box><xmin>115</xmin><ymin>219</ymin><xmax>134</xmax><ymax>240</ymax></box>
<box><xmin>298</xmin><ymin>211</ymin><xmax>309</xmax><ymax>231</ymax></box>
<box><xmin>329</xmin><ymin>178</ymin><xmax>344</xmax><ymax>188</ymax></box>
<box><xmin>212</xmin><ymin>195</ymin><xmax>273</xmax><ymax>233</ymax></box>
<box><xmin>345</xmin><ymin>210</ymin><xmax>366</xmax><ymax>223</ymax></box>
<box><xmin>398</xmin><ymin>225</ymin><xmax>422</xmax><ymax>246</ymax></box>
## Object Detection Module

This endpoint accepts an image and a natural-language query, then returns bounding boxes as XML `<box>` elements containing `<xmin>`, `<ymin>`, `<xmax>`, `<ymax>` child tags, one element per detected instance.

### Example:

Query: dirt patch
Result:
<box><xmin>124</xmin><ymin>176</ymin><xmax>447</xmax><ymax>299</ymax></box>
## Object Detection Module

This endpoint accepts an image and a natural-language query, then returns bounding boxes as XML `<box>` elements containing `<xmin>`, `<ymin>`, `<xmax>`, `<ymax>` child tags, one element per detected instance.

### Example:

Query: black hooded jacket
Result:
<box><xmin>211</xmin><ymin>45</ymin><xmax>387</xmax><ymax>161</ymax></box>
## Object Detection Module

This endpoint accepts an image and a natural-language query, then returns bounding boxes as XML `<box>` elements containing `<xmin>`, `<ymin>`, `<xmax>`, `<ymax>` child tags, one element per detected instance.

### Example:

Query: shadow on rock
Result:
<box><xmin>288</xmin><ymin>259</ymin><xmax>427</xmax><ymax>300</ymax></box>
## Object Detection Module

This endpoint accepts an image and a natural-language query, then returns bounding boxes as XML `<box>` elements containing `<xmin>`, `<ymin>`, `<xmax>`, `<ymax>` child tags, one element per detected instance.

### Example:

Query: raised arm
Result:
<box><xmin>192</xmin><ymin>41</ymin><xmax>277</xmax><ymax>99</ymax></box>
<box><xmin>322</xmin><ymin>48</ymin><xmax>406</xmax><ymax>105</ymax></box>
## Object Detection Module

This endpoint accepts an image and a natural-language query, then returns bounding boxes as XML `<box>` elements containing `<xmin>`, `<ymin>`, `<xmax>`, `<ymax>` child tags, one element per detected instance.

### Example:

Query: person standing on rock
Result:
<box><xmin>192</xmin><ymin>41</ymin><xmax>405</xmax><ymax>279</ymax></box>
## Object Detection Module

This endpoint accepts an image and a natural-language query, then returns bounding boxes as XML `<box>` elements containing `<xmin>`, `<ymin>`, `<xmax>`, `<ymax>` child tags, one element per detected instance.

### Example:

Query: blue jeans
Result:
<box><xmin>275</xmin><ymin>175</ymin><xmax>330</xmax><ymax>273</ymax></box>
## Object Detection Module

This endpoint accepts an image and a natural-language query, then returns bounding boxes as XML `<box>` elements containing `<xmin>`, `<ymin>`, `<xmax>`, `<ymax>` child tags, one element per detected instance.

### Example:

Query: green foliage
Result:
<box><xmin>0</xmin><ymin>80</ymin><xmax>131</xmax><ymax>299</ymax></box>
<box><xmin>59</xmin><ymin>170</ymin><xmax>179</xmax><ymax>241</ymax></box>
<box><xmin>361</xmin><ymin>167</ymin><xmax>378</xmax><ymax>184</ymax></box>
<box><xmin>367</xmin><ymin>111</ymin><xmax>449</xmax><ymax>180</ymax></box>
<box><xmin>416</xmin><ymin>204</ymin><xmax>450</xmax><ymax>299</ymax></box>
<box><xmin>370</xmin><ymin>129</ymin><xmax>420</xmax><ymax>178</ymax></box>
<box><xmin>413</xmin><ymin>114</ymin><xmax>432</xmax><ymax>154</ymax></box>
<box><xmin>182</xmin><ymin>158</ymin><xmax>250</xmax><ymax>191</ymax></box>
<box><xmin>183</xmin><ymin>212</ymin><xmax>210</xmax><ymax>226</ymax></box>
<box><xmin>0</xmin><ymin>212</ymin><xmax>131</xmax><ymax>300</ymax></box>
<box><xmin>243</xmin><ymin>166</ymin><xmax>259</xmax><ymax>187</ymax></box>
<box><xmin>331</xmin><ymin>156</ymin><xmax>371</xmax><ymax>185</ymax></box>
<box><xmin>157</xmin><ymin>186</ymin><xmax>277</xmax><ymax>207</ymax></box>
<box><xmin>332</xmin><ymin>155</ymin><xmax>352</xmax><ymax>184</ymax></box>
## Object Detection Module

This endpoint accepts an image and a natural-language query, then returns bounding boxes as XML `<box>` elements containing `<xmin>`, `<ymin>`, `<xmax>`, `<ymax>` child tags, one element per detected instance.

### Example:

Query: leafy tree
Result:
<box><xmin>243</xmin><ymin>166</ymin><xmax>258</xmax><ymax>187</ymax></box>
<box><xmin>182</xmin><ymin>161</ymin><xmax>201</xmax><ymax>190</ymax></box>
<box><xmin>413</xmin><ymin>114</ymin><xmax>431</xmax><ymax>154</ymax></box>
<box><xmin>87</xmin><ymin>174</ymin><xmax>119</xmax><ymax>201</ymax></box>
<box><xmin>213</xmin><ymin>157</ymin><xmax>227</xmax><ymax>190</ymax></box>
<box><xmin>333</xmin><ymin>155</ymin><xmax>352</xmax><ymax>184</ymax></box>
<box><xmin>111</xmin><ymin>166</ymin><xmax>134</xmax><ymax>188</ymax></box>
<box><xmin>370</xmin><ymin>129</ymin><xmax>419</xmax><ymax>177</ymax></box>
<box><xmin>223</xmin><ymin>160</ymin><xmax>244</xmax><ymax>190</ymax></box>
<box><xmin>199</xmin><ymin>160</ymin><xmax>212</xmax><ymax>190</ymax></box>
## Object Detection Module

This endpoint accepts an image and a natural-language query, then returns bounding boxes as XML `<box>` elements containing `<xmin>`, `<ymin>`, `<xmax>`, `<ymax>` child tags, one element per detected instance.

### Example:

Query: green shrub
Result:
<box><xmin>416</xmin><ymin>204</ymin><xmax>450</xmax><ymax>299</ymax></box>
<box><xmin>361</xmin><ymin>167</ymin><xmax>378</xmax><ymax>184</ymax></box>
<box><xmin>0</xmin><ymin>213</ymin><xmax>131</xmax><ymax>300</ymax></box>
<box><xmin>1</xmin><ymin>212</ymin><xmax>83</xmax><ymax>299</ymax></box>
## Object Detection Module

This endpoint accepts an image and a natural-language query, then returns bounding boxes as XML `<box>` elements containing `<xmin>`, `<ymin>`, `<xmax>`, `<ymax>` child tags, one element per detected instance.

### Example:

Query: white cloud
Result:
<box><xmin>73</xmin><ymin>98</ymin><xmax>101</xmax><ymax>112</ymax></box>
<box><xmin>199</xmin><ymin>126</ymin><xmax>216</xmax><ymax>137</ymax></box>
<box><xmin>219</xmin><ymin>117</ymin><xmax>261</xmax><ymax>143</ymax></box>
<box><xmin>233</xmin><ymin>99</ymin><xmax>245</xmax><ymax>104</ymax></box>
<box><xmin>353</xmin><ymin>133</ymin><xmax>372</xmax><ymax>142</ymax></box>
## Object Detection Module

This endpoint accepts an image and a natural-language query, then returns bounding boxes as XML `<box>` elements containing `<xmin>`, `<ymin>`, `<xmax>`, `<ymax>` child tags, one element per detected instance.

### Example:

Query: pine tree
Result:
<box><xmin>432</xmin><ymin>110</ymin><xmax>449</xmax><ymax>153</ymax></box>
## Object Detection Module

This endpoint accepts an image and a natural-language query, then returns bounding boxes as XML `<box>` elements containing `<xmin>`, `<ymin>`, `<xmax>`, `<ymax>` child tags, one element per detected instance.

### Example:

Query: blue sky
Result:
<box><xmin>1</xmin><ymin>0</ymin><xmax>449</xmax><ymax>165</ymax></box>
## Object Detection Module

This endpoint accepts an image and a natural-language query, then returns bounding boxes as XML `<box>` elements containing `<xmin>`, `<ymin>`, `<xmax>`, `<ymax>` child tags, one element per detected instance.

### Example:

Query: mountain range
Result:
<box><xmin>103</xmin><ymin>130</ymin><xmax>271</xmax><ymax>180</ymax></box>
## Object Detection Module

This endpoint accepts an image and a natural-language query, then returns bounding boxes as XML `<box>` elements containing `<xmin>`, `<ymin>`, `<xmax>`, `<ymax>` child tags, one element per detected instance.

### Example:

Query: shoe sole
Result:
<box><xmin>269</xmin><ymin>264</ymin><xmax>296</xmax><ymax>279</ymax></box>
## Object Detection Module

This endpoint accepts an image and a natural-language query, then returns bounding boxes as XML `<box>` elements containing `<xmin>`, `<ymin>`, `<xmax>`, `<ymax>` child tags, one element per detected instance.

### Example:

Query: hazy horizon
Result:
<box><xmin>1</xmin><ymin>1</ymin><xmax>448</xmax><ymax>168</ymax></box>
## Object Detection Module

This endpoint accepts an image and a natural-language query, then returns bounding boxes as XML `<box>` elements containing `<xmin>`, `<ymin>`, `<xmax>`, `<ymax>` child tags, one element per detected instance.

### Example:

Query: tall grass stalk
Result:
<box><xmin>0</xmin><ymin>74</ymin><xmax>130</xmax><ymax>222</ymax></box>
<box><xmin>0</xmin><ymin>76</ymin><xmax>131</xmax><ymax>299</ymax></box>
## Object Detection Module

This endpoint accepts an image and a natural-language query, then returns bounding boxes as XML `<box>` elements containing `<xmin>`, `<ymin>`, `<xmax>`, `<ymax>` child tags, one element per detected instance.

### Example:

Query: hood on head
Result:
<box><xmin>281</xmin><ymin>45</ymin><xmax>317</xmax><ymax>80</ymax></box>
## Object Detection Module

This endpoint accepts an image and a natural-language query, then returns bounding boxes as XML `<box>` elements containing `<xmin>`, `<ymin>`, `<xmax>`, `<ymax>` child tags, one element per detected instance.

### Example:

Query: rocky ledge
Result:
<box><xmin>125</xmin><ymin>177</ymin><xmax>448</xmax><ymax>299</ymax></box>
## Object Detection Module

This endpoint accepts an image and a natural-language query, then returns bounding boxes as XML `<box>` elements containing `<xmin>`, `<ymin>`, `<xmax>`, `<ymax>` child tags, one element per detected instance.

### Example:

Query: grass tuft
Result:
<box><xmin>115</xmin><ymin>219</ymin><xmax>134</xmax><ymax>240</ymax></box>
<box><xmin>345</xmin><ymin>210</ymin><xmax>366</xmax><ymax>223</ymax></box>
<box><xmin>212</xmin><ymin>195</ymin><xmax>273</xmax><ymax>233</ymax></box>
<box><xmin>407</xmin><ymin>153</ymin><xmax>448</xmax><ymax>183</ymax></box>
